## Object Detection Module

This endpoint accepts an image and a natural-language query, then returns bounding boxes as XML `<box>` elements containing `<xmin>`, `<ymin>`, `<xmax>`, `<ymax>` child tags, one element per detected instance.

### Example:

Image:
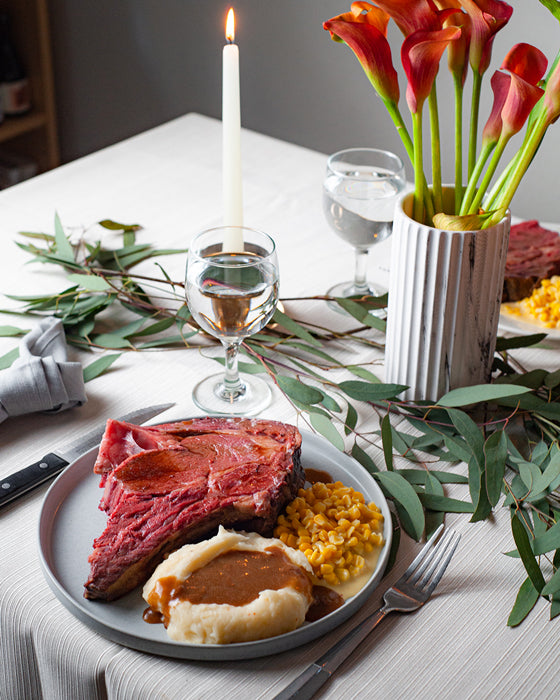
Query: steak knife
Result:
<box><xmin>0</xmin><ymin>402</ymin><xmax>175</xmax><ymax>508</ymax></box>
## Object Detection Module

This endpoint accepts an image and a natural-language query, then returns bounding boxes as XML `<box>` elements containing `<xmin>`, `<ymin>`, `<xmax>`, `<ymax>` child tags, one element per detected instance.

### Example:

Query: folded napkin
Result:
<box><xmin>0</xmin><ymin>317</ymin><xmax>86</xmax><ymax>423</ymax></box>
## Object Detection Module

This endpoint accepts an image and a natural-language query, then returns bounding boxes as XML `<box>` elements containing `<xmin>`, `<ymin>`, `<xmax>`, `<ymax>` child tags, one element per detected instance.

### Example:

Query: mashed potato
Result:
<box><xmin>142</xmin><ymin>527</ymin><xmax>314</xmax><ymax>644</ymax></box>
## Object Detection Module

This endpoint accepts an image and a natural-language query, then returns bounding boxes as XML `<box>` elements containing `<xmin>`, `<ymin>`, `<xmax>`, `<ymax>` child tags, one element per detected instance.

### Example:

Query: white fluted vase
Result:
<box><xmin>385</xmin><ymin>189</ymin><xmax>511</xmax><ymax>402</ymax></box>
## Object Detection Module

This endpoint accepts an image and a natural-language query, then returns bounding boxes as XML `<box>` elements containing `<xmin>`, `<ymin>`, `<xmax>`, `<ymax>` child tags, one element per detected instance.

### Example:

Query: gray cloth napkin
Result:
<box><xmin>0</xmin><ymin>317</ymin><xmax>86</xmax><ymax>423</ymax></box>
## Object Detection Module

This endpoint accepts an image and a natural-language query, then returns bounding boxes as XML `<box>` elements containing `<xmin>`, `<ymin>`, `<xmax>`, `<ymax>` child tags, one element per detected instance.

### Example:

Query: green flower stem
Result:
<box><xmin>453</xmin><ymin>74</ymin><xmax>464</xmax><ymax>214</ymax></box>
<box><xmin>467</xmin><ymin>133</ymin><xmax>509</xmax><ymax>215</ymax></box>
<box><xmin>384</xmin><ymin>98</ymin><xmax>414</xmax><ymax>163</ymax></box>
<box><xmin>492</xmin><ymin>108</ymin><xmax>550</xmax><ymax>213</ymax></box>
<box><xmin>428</xmin><ymin>86</ymin><xmax>443</xmax><ymax>213</ymax></box>
<box><xmin>468</xmin><ymin>70</ymin><xmax>483</xmax><ymax>180</ymax></box>
<box><xmin>385</xmin><ymin>98</ymin><xmax>434</xmax><ymax>223</ymax></box>
<box><xmin>483</xmin><ymin>150</ymin><xmax>519</xmax><ymax>211</ymax></box>
<box><xmin>412</xmin><ymin>111</ymin><xmax>425</xmax><ymax>224</ymax></box>
<box><xmin>460</xmin><ymin>140</ymin><xmax>496</xmax><ymax>215</ymax></box>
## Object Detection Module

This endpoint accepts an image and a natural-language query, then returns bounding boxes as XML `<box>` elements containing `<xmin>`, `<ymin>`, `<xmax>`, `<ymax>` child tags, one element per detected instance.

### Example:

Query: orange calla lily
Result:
<box><xmin>324</xmin><ymin>8</ymin><xmax>400</xmax><ymax>104</ymax></box>
<box><xmin>402</xmin><ymin>26</ymin><xmax>462</xmax><ymax>113</ymax></box>
<box><xmin>459</xmin><ymin>0</ymin><xmax>513</xmax><ymax>74</ymax></box>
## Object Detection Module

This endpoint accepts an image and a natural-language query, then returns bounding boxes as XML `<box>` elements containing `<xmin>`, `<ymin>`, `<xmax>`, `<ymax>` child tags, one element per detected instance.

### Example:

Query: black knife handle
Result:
<box><xmin>0</xmin><ymin>453</ymin><xmax>69</xmax><ymax>508</ymax></box>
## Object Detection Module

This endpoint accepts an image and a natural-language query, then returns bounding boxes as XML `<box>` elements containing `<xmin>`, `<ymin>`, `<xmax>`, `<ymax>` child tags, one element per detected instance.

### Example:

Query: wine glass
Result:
<box><xmin>323</xmin><ymin>147</ymin><xmax>406</xmax><ymax>306</ymax></box>
<box><xmin>185</xmin><ymin>226</ymin><xmax>279</xmax><ymax>415</ymax></box>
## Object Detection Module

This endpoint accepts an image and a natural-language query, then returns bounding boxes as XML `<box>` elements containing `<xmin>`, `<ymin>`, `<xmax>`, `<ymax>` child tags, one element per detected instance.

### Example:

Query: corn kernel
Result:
<box><xmin>273</xmin><ymin>479</ymin><xmax>385</xmax><ymax>583</ymax></box>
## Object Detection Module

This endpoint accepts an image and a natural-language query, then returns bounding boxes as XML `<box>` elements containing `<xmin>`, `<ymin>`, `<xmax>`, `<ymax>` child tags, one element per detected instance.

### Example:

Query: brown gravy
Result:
<box><xmin>306</xmin><ymin>585</ymin><xmax>344</xmax><ymax>622</ymax></box>
<box><xmin>305</xmin><ymin>468</ymin><xmax>333</xmax><ymax>484</ymax></box>
<box><xmin>144</xmin><ymin>546</ymin><xmax>312</xmax><ymax>626</ymax></box>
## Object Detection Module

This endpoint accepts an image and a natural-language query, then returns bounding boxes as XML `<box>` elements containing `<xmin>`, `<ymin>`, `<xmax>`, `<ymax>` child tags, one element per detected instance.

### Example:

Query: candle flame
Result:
<box><xmin>225</xmin><ymin>7</ymin><xmax>235</xmax><ymax>43</ymax></box>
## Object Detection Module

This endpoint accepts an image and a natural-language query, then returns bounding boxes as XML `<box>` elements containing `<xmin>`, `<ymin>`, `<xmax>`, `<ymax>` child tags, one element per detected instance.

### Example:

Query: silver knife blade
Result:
<box><xmin>0</xmin><ymin>402</ymin><xmax>175</xmax><ymax>508</ymax></box>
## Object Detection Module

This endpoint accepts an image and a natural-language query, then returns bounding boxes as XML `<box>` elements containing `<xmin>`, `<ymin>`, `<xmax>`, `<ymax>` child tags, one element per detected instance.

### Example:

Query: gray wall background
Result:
<box><xmin>48</xmin><ymin>0</ymin><xmax>560</xmax><ymax>221</ymax></box>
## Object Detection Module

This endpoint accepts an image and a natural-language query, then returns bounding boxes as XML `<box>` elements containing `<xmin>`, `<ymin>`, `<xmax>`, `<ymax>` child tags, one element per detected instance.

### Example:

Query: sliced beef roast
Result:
<box><xmin>84</xmin><ymin>417</ymin><xmax>303</xmax><ymax>601</ymax></box>
<box><xmin>503</xmin><ymin>220</ymin><xmax>560</xmax><ymax>302</ymax></box>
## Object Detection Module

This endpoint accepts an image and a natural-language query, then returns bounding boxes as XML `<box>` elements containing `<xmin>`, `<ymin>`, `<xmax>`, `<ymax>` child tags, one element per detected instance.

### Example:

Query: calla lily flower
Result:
<box><xmin>481</xmin><ymin>70</ymin><xmax>510</xmax><ymax>146</ymax></box>
<box><xmin>459</xmin><ymin>0</ymin><xmax>513</xmax><ymax>74</ymax></box>
<box><xmin>324</xmin><ymin>9</ymin><xmax>399</xmax><ymax>104</ymax></box>
<box><xmin>543</xmin><ymin>59</ymin><xmax>560</xmax><ymax>123</ymax></box>
<box><xmin>483</xmin><ymin>44</ymin><xmax>546</xmax><ymax>146</ymax></box>
<box><xmin>402</xmin><ymin>26</ymin><xmax>462</xmax><ymax>113</ymax></box>
<box><xmin>501</xmin><ymin>42</ymin><xmax>548</xmax><ymax>86</ymax></box>
<box><xmin>442</xmin><ymin>6</ymin><xmax>471</xmax><ymax>85</ymax></box>
<box><xmin>372</xmin><ymin>0</ymin><xmax>458</xmax><ymax>35</ymax></box>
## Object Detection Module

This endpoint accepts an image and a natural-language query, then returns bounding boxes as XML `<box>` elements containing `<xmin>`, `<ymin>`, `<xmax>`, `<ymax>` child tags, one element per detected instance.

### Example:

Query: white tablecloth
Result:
<box><xmin>1</xmin><ymin>113</ymin><xmax>560</xmax><ymax>700</ymax></box>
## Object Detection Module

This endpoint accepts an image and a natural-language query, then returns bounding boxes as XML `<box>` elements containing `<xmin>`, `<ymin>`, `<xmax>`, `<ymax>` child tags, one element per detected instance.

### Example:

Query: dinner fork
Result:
<box><xmin>273</xmin><ymin>524</ymin><xmax>460</xmax><ymax>700</ymax></box>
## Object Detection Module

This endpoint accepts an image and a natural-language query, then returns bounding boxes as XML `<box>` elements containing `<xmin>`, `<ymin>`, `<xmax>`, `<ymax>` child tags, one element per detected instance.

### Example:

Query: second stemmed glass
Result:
<box><xmin>323</xmin><ymin>147</ymin><xmax>406</xmax><ymax>303</ymax></box>
<box><xmin>185</xmin><ymin>226</ymin><xmax>279</xmax><ymax>415</ymax></box>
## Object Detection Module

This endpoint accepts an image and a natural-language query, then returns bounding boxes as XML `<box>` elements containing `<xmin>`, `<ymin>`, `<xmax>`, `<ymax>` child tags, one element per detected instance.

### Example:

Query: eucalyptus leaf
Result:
<box><xmin>438</xmin><ymin>384</ymin><xmax>531</xmax><ymax>407</ymax></box>
<box><xmin>276</xmin><ymin>375</ymin><xmax>324</xmax><ymax>405</ymax></box>
<box><xmin>54</xmin><ymin>212</ymin><xmax>75</xmax><ymax>263</ymax></box>
<box><xmin>309</xmin><ymin>412</ymin><xmax>344</xmax><ymax>451</ymax></box>
<box><xmin>338</xmin><ymin>380</ymin><xmax>407</xmax><ymax>402</ymax></box>
<box><xmin>381</xmin><ymin>414</ymin><xmax>393</xmax><ymax>471</ymax></box>
<box><xmin>507</xmin><ymin>577</ymin><xmax>540</xmax><ymax>627</ymax></box>
<box><xmin>418</xmin><ymin>493</ymin><xmax>474</xmax><ymax>513</ymax></box>
<box><xmin>374</xmin><ymin>471</ymin><xmax>425</xmax><ymax>540</ymax></box>
<box><xmin>512</xmin><ymin>513</ymin><xmax>546</xmax><ymax>594</ymax></box>
<box><xmin>0</xmin><ymin>325</ymin><xmax>27</xmax><ymax>337</ymax></box>
<box><xmin>0</xmin><ymin>347</ymin><xmax>18</xmax><ymax>370</ymax></box>
<box><xmin>533</xmin><ymin>519</ymin><xmax>560</xmax><ymax>555</ymax></box>
<box><xmin>484</xmin><ymin>430</ymin><xmax>507</xmax><ymax>507</ymax></box>
<box><xmin>495</xmin><ymin>333</ymin><xmax>547</xmax><ymax>351</ymax></box>
<box><xmin>351</xmin><ymin>442</ymin><xmax>379</xmax><ymax>473</ymax></box>
<box><xmin>273</xmin><ymin>308</ymin><xmax>321</xmax><ymax>347</ymax></box>
<box><xmin>344</xmin><ymin>402</ymin><xmax>358</xmax><ymax>436</ymax></box>
<box><xmin>333</xmin><ymin>298</ymin><xmax>386</xmax><ymax>332</ymax></box>
<box><xmin>66</xmin><ymin>273</ymin><xmax>112</xmax><ymax>292</ymax></box>
<box><xmin>83</xmin><ymin>353</ymin><xmax>122</xmax><ymax>382</ymax></box>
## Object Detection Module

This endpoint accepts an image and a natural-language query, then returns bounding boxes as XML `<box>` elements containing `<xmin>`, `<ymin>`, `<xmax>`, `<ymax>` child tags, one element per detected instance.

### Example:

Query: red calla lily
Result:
<box><xmin>483</xmin><ymin>44</ymin><xmax>547</xmax><ymax>146</ymax></box>
<box><xmin>459</xmin><ymin>0</ymin><xmax>513</xmax><ymax>74</ymax></box>
<box><xmin>501</xmin><ymin>42</ymin><xmax>548</xmax><ymax>86</ymax></box>
<box><xmin>402</xmin><ymin>26</ymin><xmax>462</xmax><ymax>113</ymax></box>
<box><xmin>445</xmin><ymin>8</ymin><xmax>472</xmax><ymax>85</ymax></box>
<box><xmin>372</xmin><ymin>0</ymin><xmax>458</xmax><ymax>35</ymax></box>
<box><xmin>481</xmin><ymin>70</ymin><xmax>510</xmax><ymax>145</ymax></box>
<box><xmin>324</xmin><ymin>7</ymin><xmax>400</xmax><ymax>104</ymax></box>
<box><xmin>500</xmin><ymin>73</ymin><xmax>544</xmax><ymax>137</ymax></box>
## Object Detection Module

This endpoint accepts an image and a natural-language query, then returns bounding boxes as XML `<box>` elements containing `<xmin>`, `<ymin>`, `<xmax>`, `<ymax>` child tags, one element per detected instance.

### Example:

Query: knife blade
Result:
<box><xmin>0</xmin><ymin>402</ymin><xmax>175</xmax><ymax>508</ymax></box>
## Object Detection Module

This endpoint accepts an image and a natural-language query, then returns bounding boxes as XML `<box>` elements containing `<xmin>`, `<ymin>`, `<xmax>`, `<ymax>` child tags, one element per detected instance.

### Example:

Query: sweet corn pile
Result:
<box><xmin>516</xmin><ymin>276</ymin><xmax>560</xmax><ymax>328</ymax></box>
<box><xmin>274</xmin><ymin>481</ymin><xmax>384</xmax><ymax>586</ymax></box>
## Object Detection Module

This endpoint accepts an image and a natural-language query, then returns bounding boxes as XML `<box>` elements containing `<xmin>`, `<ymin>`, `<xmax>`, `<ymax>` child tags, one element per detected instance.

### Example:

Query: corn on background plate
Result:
<box><xmin>38</xmin><ymin>427</ymin><xmax>392</xmax><ymax>661</ymax></box>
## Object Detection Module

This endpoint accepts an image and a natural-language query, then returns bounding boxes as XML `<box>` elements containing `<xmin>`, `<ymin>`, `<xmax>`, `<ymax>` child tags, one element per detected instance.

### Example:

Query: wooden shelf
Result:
<box><xmin>0</xmin><ymin>0</ymin><xmax>59</xmax><ymax>174</ymax></box>
<box><xmin>0</xmin><ymin>111</ymin><xmax>47</xmax><ymax>143</ymax></box>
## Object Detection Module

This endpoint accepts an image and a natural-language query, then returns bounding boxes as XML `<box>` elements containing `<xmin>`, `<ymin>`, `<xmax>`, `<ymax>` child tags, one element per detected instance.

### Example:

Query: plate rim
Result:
<box><xmin>37</xmin><ymin>425</ymin><xmax>392</xmax><ymax>660</ymax></box>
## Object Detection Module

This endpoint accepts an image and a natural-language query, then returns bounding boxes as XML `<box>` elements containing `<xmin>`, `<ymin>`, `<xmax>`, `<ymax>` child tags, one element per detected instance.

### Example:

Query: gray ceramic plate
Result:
<box><xmin>38</xmin><ymin>429</ymin><xmax>392</xmax><ymax>660</ymax></box>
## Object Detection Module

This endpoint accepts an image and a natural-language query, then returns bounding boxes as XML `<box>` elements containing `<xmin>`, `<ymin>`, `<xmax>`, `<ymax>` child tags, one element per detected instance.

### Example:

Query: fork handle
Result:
<box><xmin>273</xmin><ymin>607</ymin><xmax>389</xmax><ymax>700</ymax></box>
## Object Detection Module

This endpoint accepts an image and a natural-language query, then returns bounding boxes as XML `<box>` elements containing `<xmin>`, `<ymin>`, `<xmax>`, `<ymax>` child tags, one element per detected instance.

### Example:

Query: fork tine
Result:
<box><xmin>410</xmin><ymin>528</ymin><xmax>454</xmax><ymax>584</ymax></box>
<box><xmin>423</xmin><ymin>531</ymin><xmax>460</xmax><ymax>596</ymax></box>
<box><xmin>402</xmin><ymin>523</ymin><xmax>444</xmax><ymax>579</ymax></box>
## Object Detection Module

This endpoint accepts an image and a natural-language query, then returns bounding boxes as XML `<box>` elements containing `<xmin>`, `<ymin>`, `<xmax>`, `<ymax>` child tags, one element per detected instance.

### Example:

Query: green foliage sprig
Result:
<box><xmin>3</xmin><ymin>215</ymin><xmax>560</xmax><ymax>625</ymax></box>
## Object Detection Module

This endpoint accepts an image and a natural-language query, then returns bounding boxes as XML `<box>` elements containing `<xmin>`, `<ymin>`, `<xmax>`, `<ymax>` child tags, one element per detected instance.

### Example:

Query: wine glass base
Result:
<box><xmin>326</xmin><ymin>281</ymin><xmax>387</xmax><ymax>317</ymax></box>
<box><xmin>192</xmin><ymin>372</ymin><xmax>272</xmax><ymax>416</ymax></box>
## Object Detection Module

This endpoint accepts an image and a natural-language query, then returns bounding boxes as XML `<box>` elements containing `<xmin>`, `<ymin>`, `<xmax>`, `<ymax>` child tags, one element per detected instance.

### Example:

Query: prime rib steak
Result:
<box><xmin>84</xmin><ymin>416</ymin><xmax>303</xmax><ymax>601</ymax></box>
<box><xmin>503</xmin><ymin>220</ymin><xmax>560</xmax><ymax>302</ymax></box>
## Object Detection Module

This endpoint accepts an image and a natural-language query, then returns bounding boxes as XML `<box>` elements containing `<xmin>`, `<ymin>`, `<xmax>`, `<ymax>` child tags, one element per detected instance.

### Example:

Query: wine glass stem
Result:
<box><xmin>353</xmin><ymin>248</ymin><xmax>369</xmax><ymax>295</ymax></box>
<box><xmin>220</xmin><ymin>339</ymin><xmax>246</xmax><ymax>401</ymax></box>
